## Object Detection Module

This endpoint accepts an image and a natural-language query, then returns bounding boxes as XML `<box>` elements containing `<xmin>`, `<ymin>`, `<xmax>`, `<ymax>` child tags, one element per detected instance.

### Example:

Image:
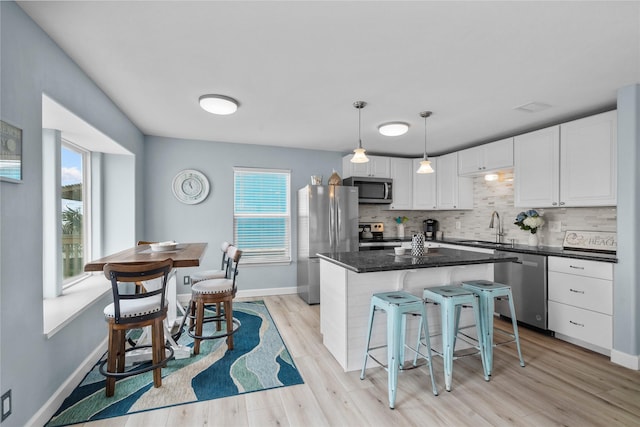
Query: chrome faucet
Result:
<box><xmin>489</xmin><ymin>211</ymin><xmax>503</xmax><ymax>243</ymax></box>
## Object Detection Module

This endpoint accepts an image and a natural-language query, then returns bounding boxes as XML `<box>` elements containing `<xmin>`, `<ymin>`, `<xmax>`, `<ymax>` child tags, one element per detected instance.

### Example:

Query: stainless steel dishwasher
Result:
<box><xmin>494</xmin><ymin>251</ymin><xmax>548</xmax><ymax>330</ymax></box>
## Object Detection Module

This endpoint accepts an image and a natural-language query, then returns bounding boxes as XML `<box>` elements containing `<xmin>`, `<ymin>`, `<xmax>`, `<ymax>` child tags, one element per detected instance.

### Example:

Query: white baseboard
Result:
<box><xmin>611</xmin><ymin>349</ymin><xmax>640</xmax><ymax>370</ymax></box>
<box><xmin>27</xmin><ymin>337</ymin><xmax>108</xmax><ymax>427</ymax></box>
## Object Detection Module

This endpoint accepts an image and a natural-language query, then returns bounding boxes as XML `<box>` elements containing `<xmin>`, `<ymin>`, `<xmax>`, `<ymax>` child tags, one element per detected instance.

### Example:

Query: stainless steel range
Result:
<box><xmin>358</xmin><ymin>222</ymin><xmax>403</xmax><ymax>251</ymax></box>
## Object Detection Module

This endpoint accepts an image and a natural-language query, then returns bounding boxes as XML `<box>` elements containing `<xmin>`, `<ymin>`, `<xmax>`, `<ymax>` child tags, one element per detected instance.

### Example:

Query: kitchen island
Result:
<box><xmin>318</xmin><ymin>247</ymin><xmax>518</xmax><ymax>372</ymax></box>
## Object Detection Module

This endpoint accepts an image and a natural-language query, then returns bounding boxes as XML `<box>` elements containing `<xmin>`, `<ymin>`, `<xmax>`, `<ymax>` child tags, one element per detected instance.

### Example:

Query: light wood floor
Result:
<box><xmin>81</xmin><ymin>294</ymin><xmax>640</xmax><ymax>427</ymax></box>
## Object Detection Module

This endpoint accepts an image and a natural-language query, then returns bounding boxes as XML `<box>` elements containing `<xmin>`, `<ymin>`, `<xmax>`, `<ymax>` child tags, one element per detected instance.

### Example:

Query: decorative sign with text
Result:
<box><xmin>563</xmin><ymin>230</ymin><xmax>617</xmax><ymax>253</ymax></box>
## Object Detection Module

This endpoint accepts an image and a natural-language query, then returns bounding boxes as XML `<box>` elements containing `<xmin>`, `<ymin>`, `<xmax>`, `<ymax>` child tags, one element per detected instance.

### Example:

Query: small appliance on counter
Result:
<box><xmin>424</xmin><ymin>219</ymin><xmax>438</xmax><ymax>240</ymax></box>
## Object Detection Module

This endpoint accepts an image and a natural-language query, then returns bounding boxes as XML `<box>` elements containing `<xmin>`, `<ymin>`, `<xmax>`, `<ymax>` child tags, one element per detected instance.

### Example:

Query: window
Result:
<box><xmin>234</xmin><ymin>168</ymin><xmax>291</xmax><ymax>264</ymax></box>
<box><xmin>61</xmin><ymin>141</ymin><xmax>91</xmax><ymax>286</ymax></box>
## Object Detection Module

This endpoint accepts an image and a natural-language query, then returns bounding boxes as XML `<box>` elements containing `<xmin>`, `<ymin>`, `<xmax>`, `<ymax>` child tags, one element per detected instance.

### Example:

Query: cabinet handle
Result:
<box><xmin>552</xmin><ymin>202</ymin><xmax>558</xmax><ymax>206</ymax></box>
<box><xmin>569</xmin><ymin>288</ymin><xmax>585</xmax><ymax>294</ymax></box>
<box><xmin>560</xmin><ymin>202</ymin><xmax>565</xmax><ymax>206</ymax></box>
<box><xmin>569</xmin><ymin>265</ymin><xmax>585</xmax><ymax>270</ymax></box>
<box><xmin>569</xmin><ymin>320</ymin><xmax>585</xmax><ymax>327</ymax></box>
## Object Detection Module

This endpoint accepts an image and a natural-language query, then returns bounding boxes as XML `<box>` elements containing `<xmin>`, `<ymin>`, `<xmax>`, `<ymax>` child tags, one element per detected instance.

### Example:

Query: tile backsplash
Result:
<box><xmin>358</xmin><ymin>171</ymin><xmax>617</xmax><ymax>247</ymax></box>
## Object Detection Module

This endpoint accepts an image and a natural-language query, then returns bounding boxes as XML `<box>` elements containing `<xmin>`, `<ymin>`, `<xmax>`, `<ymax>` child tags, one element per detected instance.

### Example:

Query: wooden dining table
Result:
<box><xmin>84</xmin><ymin>242</ymin><xmax>208</xmax><ymax>360</ymax></box>
<box><xmin>84</xmin><ymin>242</ymin><xmax>208</xmax><ymax>272</ymax></box>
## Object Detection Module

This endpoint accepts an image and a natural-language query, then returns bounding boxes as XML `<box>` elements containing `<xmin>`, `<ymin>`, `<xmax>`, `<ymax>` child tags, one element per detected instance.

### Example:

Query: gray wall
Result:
<box><xmin>143</xmin><ymin>135</ymin><xmax>344</xmax><ymax>294</ymax></box>
<box><xmin>0</xmin><ymin>3</ymin><xmax>144</xmax><ymax>426</ymax></box>
<box><xmin>615</xmin><ymin>84</ymin><xmax>640</xmax><ymax>357</ymax></box>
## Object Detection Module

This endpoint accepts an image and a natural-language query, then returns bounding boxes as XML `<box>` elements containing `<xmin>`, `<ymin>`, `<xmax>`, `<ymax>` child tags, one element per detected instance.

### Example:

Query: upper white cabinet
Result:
<box><xmin>342</xmin><ymin>155</ymin><xmax>391</xmax><ymax>178</ymax></box>
<box><xmin>514</xmin><ymin>111</ymin><xmax>617</xmax><ymax>208</ymax></box>
<box><xmin>387</xmin><ymin>157</ymin><xmax>413</xmax><ymax>210</ymax></box>
<box><xmin>514</xmin><ymin>126</ymin><xmax>560</xmax><ymax>207</ymax></box>
<box><xmin>458</xmin><ymin>137</ymin><xmax>514</xmax><ymax>176</ymax></box>
<box><xmin>560</xmin><ymin>111</ymin><xmax>617</xmax><ymax>206</ymax></box>
<box><xmin>412</xmin><ymin>157</ymin><xmax>438</xmax><ymax>210</ymax></box>
<box><xmin>436</xmin><ymin>152</ymin><xmax>473</xmax><ymax>210</ymax></box>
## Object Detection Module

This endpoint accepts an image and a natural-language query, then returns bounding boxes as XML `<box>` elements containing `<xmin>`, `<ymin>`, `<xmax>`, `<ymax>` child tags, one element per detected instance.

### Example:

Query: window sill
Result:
<box><xmin>43</xmin><ymin>274</ymin><xmax>111</xmax><ymax>338</ymax></box>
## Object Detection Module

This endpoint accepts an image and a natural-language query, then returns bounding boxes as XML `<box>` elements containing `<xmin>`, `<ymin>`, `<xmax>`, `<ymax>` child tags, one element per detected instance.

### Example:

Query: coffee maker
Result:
<box><xmin>423</xmin><ymin>219</ymin><xmax>438</xmax><ymax>240</ymax></box>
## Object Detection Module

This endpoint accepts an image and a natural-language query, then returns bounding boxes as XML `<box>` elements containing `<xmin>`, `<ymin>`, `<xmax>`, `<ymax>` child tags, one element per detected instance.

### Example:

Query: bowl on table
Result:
<box><xmin>150</xmin><ymin>241</ymin><xmax>178</xmax><ymax>252</ymax></box>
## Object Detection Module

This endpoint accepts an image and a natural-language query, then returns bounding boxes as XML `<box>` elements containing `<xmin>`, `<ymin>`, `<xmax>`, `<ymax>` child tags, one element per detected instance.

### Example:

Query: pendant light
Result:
<box><xmin>416</xmin><ymin>111</ymin><xmax>434</xmax><ymax>174</ymax></box>
<box><xmin>350</xmin><ymin>101</ymin><xmax>369</xmax><ymax>163</ymax></box>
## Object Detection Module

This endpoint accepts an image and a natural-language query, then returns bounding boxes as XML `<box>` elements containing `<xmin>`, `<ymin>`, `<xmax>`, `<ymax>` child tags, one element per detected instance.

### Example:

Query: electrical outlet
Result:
<box><xmin>1</xmin><ymin>390</ymin><xmax>11</xmax><ymax>421</ymax></box>
<box><xmin>455</xmin><ymin>221</ymin><xmax>461</xmax><ymax>230</ymax></box>
<box><xmin>183</xmin><ymin>275</ymin><xmax>190</xmax><ymax>285</ymax></box>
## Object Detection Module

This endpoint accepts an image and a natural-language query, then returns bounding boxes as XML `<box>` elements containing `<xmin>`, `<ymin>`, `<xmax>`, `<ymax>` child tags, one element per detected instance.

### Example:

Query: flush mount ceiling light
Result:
<box><xmin>416</xmin><ymin>111</ymin><xmax>434</xmax><ymax>174</ymax></box>
<box><xmin>199</xmin><ymin>94</ymin><xmax>239</xmax><ymax>115</ymax></box>
<box><xmin>350</xmin><ymin>101</ymin><xmax>369</xmax><ymax>163</ymax></box>
<box><xmin>378</xmin><ymin>122</ymin><xmax>409</xmax><ymax>137</ymax></box>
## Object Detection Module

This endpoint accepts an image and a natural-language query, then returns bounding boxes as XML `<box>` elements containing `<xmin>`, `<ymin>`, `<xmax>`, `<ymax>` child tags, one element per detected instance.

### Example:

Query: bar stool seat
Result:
<box><xmin>361</xmin><ymin>291</ymin><xmax>438</xmax><ymax>409</ymax></box>
<box><xmin>461</xmin><ymin>280</ymin><xmax>525</xmax><ymax>375</ymax></box>
<box><xmin>420</xmin><ymin>285</ymin><xmax>489</xmax><ymax>392</ymax></box>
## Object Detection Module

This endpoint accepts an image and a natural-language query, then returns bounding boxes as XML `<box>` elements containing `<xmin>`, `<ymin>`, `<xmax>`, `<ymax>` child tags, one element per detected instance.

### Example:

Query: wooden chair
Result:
<box><xmin>188</xmin><ymin>246</ymin><xmax>242</xmax><ymax>354</ymax></box>
<box><xmin>100</xmin><ymin>259</ymin><xmax>175</xmax><ymax>397</ymax></box>
<box><xmin>190</xmin><ymin>241</ymin><xmax>233</xmax><ymax>284</ymax></box>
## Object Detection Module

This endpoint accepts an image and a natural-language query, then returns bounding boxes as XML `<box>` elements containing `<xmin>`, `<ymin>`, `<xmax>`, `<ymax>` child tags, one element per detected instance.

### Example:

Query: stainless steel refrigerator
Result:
<box><xmin>297</xmin><ymin>185</ymin><xmax>359</xmax><ymax>304</ymax></box>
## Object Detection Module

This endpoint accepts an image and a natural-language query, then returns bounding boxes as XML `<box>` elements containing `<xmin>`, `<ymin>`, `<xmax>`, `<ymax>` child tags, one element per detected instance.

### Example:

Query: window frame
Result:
<box><xmin>233</xmin><ymin>167</ymin><xmax>292</xmax><ymax>265</ymax></box>
<box><xmin>60</xmin><ymin>139</ymin><xmax>92</xmax><ymax>289</ymax></box>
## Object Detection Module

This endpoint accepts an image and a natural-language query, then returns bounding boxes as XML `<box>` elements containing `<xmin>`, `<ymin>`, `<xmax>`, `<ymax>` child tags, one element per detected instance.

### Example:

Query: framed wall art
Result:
<box><xmin>0</xmin><ymin>120</ymin><xmax>23</xmax><ymax>182</ymax></box>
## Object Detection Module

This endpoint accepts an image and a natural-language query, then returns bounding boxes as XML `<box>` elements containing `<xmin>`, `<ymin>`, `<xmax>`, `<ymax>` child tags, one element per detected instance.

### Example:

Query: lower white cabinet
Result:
<box><xmin>548</xmin><ymin>256</ymin><xmax>613</xmax><ymax>353</ymax></box>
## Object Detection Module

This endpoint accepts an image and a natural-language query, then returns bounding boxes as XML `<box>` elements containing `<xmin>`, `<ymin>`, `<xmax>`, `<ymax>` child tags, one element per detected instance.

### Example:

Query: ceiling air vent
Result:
<box><xmin>514</xmin><ymin>102</ymin><xmax>551</xmax><ymax>113</ymax></box>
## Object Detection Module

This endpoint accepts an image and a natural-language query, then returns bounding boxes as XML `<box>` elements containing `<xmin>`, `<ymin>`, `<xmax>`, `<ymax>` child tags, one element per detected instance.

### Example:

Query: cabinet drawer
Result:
<box><xmin>548</xmin><ymin>271</ymin><xmax>612</xmax><ymax>315</ymax></box>
<box><xmin>548</xmin><ymin>301</ymin><xmax>612</xmax><ymax>349</ymax></box>
<box><xmin>548</xmin><ymin>256</ymin><xmax>613</xmax><ymax>280</ymax></box>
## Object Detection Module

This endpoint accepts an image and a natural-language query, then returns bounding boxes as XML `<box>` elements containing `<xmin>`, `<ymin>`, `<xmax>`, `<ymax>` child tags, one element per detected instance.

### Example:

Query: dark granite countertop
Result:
<box><xmin>317</xmin><ymin>247</ymin><xmax>518</xmax><ymax>273</ymax></box>
<box><xmin>436</xmin><ymin>238</ymin><xmax>618</xmax><ymax>263</ymax></box>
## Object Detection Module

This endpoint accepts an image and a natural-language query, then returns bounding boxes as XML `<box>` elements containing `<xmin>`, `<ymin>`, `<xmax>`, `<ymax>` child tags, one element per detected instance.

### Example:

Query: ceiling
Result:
<box><xmin>19</xmin><ymin>1</ymin><xmax>640</xmax><ymax>157</ymax></box>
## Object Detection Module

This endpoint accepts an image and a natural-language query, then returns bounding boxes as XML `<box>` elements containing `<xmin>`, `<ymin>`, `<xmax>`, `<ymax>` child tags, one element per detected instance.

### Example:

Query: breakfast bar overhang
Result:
<box><xmin>317</xmin><ymin>248</ymin><xmax>518</xmax><ymax>372</ymax></box>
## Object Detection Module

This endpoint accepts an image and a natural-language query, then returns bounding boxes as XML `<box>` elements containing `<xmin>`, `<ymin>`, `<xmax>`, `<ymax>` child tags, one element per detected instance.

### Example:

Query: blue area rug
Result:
<box><xmin>46</xmin><ymin>300</ymin><xmax>304</xmax><ymax>426</ymax></box>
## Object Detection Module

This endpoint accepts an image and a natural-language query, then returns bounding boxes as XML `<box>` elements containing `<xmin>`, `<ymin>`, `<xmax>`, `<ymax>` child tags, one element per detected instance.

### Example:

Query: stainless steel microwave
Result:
<box><xmin>343</xmin><ymin>177</ymin><xmax>393</xmax><ymax>204</ymax></box>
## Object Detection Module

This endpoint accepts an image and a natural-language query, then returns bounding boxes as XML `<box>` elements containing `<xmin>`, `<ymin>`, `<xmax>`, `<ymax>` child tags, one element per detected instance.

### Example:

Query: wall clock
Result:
<box><xmin>172</xmin><ymin>169</ymin><xmax>210</xmax><ymax>204</ymax></box>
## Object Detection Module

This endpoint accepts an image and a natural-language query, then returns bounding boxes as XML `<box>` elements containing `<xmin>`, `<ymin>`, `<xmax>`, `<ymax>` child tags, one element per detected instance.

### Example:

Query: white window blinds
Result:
<box><xmin>233</xmin><ymin>168</ymin><xmax>291</xmax><ymax>264</ymax></box>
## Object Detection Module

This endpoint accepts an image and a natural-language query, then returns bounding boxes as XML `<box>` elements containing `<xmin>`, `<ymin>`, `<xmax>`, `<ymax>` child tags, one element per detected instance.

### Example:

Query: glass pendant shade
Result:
<box><xmin>417</xmin><ymin>110</ymin><xmax>434</xmax><ymax>174</ymax></box>
<box><xmin>350</xmin><ymin>101</ymin><xmax>369</xmax><ymax>163</ymax></box>
<box><xmin>416</xmin><ymin>159</ymin><xmax>434</xmax><ymax>174</ymax></box>
<box><xmin>351</xmin><ymin>147</ymin><xmax>369</xmax><ymax>163</ymax></box>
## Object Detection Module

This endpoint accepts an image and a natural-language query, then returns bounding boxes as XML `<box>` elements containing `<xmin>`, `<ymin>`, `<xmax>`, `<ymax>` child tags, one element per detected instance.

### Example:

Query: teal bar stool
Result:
<box><xmin>461</xmin><ymin>280</ymin><xmax>525</xmax><ymax>375</ymax></box>
<box><xmin>360</xmin><ymin>291</ymin><xmax>438</xmax><ymax>409</ymax></box>
<box><xmin>419</xmin><ymin>286</ymin><xmax>489</xmax><ymax>392</ymax></box>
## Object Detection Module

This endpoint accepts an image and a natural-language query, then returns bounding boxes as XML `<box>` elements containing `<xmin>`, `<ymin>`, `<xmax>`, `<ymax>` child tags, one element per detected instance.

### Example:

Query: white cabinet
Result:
<box><xmin>548</xmin><ymin>256</ymin><xmax>613</xmax><ymax>353</ymax></box>
<box><xmin>514</xmin><ymin>111</ymin><xmax>617</xmax><ymax>208</ymax></box>
<box><xmin>412</xmin><ymin>157</ymin><xmax>437</xmax><ymax>210</ymax></box>
<box><xmin>560</xmin><ymin>111</ymin><xmax>617</xmax><ymax>206</ymax></box>
<box><xmin>436</xmin><ymin>152</ymin><xmax>473</xmax><ymax>210</ymax></box>
<box><xmin>387</xmin><ymin>157</ymin><xmax>413</xmax><ymax>210</ymax></box>
<box><xmin>458</xmin><ymin>137</ymin><xmax>514</xmax><ymax>176</ymax></box>
<box><xmin>514</xmin><ymin>126</ymin><xmax>560</xmax><ymax>207</ymax></box>
<box><xmin>342</xmin><ymin>154</ymin><xmax>391</xmax><ymax>178</ymax></box>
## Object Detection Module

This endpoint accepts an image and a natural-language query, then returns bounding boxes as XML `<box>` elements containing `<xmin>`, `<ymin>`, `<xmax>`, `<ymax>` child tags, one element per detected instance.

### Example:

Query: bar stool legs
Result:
<box><xmin>461</xmin><ymin>280</ymin><xmax>525</xmax><ymax>375</ymax></box>
<box><xmin>361</xmin><ymin>291</ymin><xmax>438</xmax><ymax>409</ymax></box>
<box><xmin>421</xmin><ymin>286</ymin><xmax>489</xmax><ymax>392</ymax></box>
